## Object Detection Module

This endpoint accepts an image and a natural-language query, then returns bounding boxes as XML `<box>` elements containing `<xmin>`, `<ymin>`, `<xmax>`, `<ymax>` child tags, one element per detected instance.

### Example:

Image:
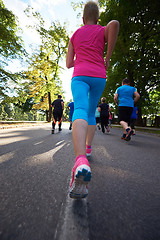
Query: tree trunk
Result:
<box><xmin>154</xmin><ymin>116</ymin><xmax>160</xmax><ymax>128</ymax></box>
<box><xmin>142</xmin><ymin>117</ymin><xmax>147</xmax><ymax>127</ymax></box>
<box><xmin>47</xmin><ymin>92</ymin><xmax>52</xmax><ymax>122</ymax></box>
<box><xmin>136</xmin><ymin>106</ymin><xmax>143</xmax><ymax>126</ymax></box>
<box><xmin>46</xmin><ymin>110</ymin><xmax>49</xmax><ymax>122</ymax></box>
<box><xmin>45</xmin><ymin>74</ymin><xmax>52</xmax><ymax>122</ymax></box>
<box><xmin>128</xmin><ymin>69</ymin><xmax>134</xmax><ymax>86</ymax></box>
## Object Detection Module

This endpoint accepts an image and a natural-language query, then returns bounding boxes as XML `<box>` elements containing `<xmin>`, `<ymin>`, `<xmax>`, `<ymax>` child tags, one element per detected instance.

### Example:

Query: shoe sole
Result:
<box><xmin>86</xmin><ymin>152</ymin><xmax>91</xmax><ymax>157</ymax></box>
<box><xmin>70</xmin><ymin>165</ymin><xmax>91</xmax><ymax>199</ymax></box>
<box><xmin>125</xmin><ymin>130</ymin><xmax>133</xmax><ymax>141</ymax></box>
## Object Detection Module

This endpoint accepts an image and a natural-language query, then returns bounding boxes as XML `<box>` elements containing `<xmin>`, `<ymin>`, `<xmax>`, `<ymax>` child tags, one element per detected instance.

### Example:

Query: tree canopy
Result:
<box><xmin>0</xmin><ymin>0</ymin><xmax>26</xmax><ymax>100</ymax></box>
<box><xmin>24</xmin><ymin>8</ymin><xmax>69</xmax><ymax>121</ymax></box>
<box><xmin>99</xmin><ymin>0</ymin><xmax>160</xmax><ymax>122</ymax></box>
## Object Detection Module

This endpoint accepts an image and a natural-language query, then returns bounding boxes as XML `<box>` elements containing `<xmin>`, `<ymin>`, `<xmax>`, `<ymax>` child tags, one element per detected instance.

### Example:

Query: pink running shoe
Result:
<box><xmin>106</xmin><ymin>126</ymin><xmax>110</xmax><ymax>133</ymax></box>
<box><xmin>70</xmin><ymin>156</ymin><xmax>92</xmax><ymax>199</ymax></box>
<box><xmin>86</xmin><ymin>145</ymin><xmax>92</xmax><ymax>157</ymax></box>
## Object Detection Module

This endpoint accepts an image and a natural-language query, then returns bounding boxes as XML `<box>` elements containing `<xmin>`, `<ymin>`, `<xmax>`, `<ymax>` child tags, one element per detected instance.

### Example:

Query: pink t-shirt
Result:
<box><xmin>71</xmin><ymin>25</ymin><xmax>106</xmax><ymax>79</ymax></box>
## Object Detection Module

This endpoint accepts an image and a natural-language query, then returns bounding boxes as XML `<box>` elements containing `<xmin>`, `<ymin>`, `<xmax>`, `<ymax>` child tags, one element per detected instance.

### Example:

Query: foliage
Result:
<box><xmin>0</xmin><ymin>0</ymin><xmax>26</xmax><ymax>100</ymax></box>
<box><xmin>24</xmin><ymin>7</ymin><xmax>69</xmax><ymax>121</ymax></box>
<box><xmin>99</xmin><ymin>0</ymin><xmax>160</xmax><ymax>118</ymax></box>
<box><xmin>143</xmin><ymin>90</ymin><xmax>160</xmax><ymax>116</ymax></box>
<box><xmin>0</xmin><ymin>102</ymin><xmax>45</xmax><ymax>121</ymax></box>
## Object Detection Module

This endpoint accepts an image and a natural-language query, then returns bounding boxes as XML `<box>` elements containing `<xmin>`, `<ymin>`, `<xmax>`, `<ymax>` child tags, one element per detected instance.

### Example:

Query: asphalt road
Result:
<box><xmin>0</xmin><ymin>123</ymin><xmax>160</xmax><ymax>240</ymax></box>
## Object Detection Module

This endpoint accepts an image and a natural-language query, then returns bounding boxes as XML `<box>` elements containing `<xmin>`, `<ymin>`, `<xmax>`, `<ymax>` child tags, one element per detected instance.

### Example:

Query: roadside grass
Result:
<box><xmin>0</xmin><ymin>121</ymin><xmax>160</xmax><ymax>136</ymax></box>
<box><xmin>112</xmin><ymin>124</ymin><xmax>160</xmax><ymax>136</ymax></box>
<box><xmin>135</xmin><ymin>128</ymin><xmax>160</xmax><ymax>135</ymax></box>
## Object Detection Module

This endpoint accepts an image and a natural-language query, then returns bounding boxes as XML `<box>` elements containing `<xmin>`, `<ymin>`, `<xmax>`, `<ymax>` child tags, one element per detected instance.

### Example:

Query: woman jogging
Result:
<box><xmin>66</xmin><ymin>1</ymin><xmax>119</xmax><ymax>199</ymax></box>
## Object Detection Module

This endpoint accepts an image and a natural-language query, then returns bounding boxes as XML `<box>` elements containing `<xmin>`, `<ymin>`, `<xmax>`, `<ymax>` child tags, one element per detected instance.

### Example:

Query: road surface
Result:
<box><xmin>0</xmin><ymin>123</ymin><xmax>160</xmax><ymax>240</ymax></box>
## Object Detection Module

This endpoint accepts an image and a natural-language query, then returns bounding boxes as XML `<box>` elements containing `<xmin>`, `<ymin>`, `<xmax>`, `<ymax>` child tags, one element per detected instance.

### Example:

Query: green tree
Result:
<box><xmin>0</xmin><ymin>105</ymin><xmax>8</xmax><ymax>120</ymax></box>
<box><xmin>143</xmin><ymin>90</ymin><xmax>160</xmax><ymax>116</ymax></box>
<box><xmin>24</xmin><ymin>8</ymin><xmax>69</xmax><ymax>121</ymax></box>
<box><xmin>0</xmin><ymin>0</ymin><xmax>26</xmax><ymax>100</ymax></box>
<box><xmin>99</xmin><ymin>0</ymin><xmax>160</xmax><ymax>125</ymax></box>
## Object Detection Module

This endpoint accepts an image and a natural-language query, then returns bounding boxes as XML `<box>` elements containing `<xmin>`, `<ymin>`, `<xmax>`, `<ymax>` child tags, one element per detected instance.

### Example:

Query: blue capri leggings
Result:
<box><xmin>71</xmin><ymin>76</ymin><xmax>106</xmax><ymax>125</ymax></box>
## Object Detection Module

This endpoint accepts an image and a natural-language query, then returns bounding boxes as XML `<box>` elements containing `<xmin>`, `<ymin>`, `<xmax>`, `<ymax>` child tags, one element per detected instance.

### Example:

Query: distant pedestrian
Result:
<box><xmin>114</xmin><ymin>78</ymin><xmax>140</xmax><ymax>141</ymax></box>
<box><xmin>95</xmin><ymin>106</ymin><xmax>101</xmax><ymax>130</ymax></box>
<box><xmin>130</xmin><ymin>105</ymin><xmax>138</xmax><ymax>135</ymax></box>
<box><xmin>67</xmin><ymin>101</ymin><xmax>74</xmax><ymax>130</ymax></box>
<box><xmin>51</xmin><ymin>94</ymin><xmax>64</xmax><ymax>134</ymax></box>
<box><xmin>98</xmin><ymin>97</ymin><xmax>111</xmax><ymax>133</ymax></box>
<box><xmin>109</xmin><ymin>111</ymin><xmax>112</xmax><ymax>128</ymax></box>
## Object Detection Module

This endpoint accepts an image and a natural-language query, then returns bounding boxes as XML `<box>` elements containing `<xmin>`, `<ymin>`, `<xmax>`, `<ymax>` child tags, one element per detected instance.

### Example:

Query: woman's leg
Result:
<box><xmin>86</xmin><ymin>125</ymin><xmax>96</xmax><ymax>146</ymax></box>
<box><xmin>70</xmin><ymin>78</ymin><xmax>91</xmax><ymax>199</ymax></box>
<box><xmin>72</xmin><ymin>119</ymin><xmax>88</xmax><ymax>156</ymax></box>
<box><xmin>87</xmin><ymin>77</ymin><xmax>106</xmax><ymax>143</ymax></box>
<box><xmin>71</xmin><ymin>78</ymin><xmax>90</xmax><ymax>156</ymax></box>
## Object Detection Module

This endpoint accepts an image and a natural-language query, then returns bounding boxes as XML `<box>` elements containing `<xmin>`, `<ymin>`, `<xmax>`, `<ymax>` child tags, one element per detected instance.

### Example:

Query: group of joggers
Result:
<box><xmin>95</xmin><ymin>77</ymin><xmax>140</xmax><ymax>139</ymax></box>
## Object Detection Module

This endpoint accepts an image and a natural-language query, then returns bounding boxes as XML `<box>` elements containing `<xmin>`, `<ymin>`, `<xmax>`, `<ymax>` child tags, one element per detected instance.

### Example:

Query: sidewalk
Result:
<box><xmin>0</xmin><ymin>121</ymin><xmax>50</xmax><ymax>129</ymax></box>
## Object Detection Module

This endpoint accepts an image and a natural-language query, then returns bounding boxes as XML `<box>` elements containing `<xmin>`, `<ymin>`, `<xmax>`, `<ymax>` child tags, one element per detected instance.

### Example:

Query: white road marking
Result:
<box><xmin>56</xmin><ymin>194</ymin><xmax>89</xmax><ymax>240</ymax></box>
<box><xmin>55</xmin><ymin>172</ymin><xmax>90</xmax><ymax>240</ymax></box>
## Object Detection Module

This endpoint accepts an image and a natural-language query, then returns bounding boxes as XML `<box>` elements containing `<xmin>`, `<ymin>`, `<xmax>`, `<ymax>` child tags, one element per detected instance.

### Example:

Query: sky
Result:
<box><xmin>3</xmin><ymin>0</ymin><xmax>85</xmax><ymax>102</ymax></box>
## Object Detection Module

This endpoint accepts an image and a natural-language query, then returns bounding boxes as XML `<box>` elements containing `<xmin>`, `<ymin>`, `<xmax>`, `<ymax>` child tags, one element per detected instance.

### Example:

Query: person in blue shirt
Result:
<box><xmin>67</xmin><ymin>101</ymin><xmax>74</xmax><ymax>130</ymax></box>
<box><xmin>114</xmin><ymin>78</ymin><xmax>140</xmax><ymax>141</ymax></box>
<box><xmin>130</xmin><ymin>105</ymin><xmax>138</xmax><ymax>135</ymax></box>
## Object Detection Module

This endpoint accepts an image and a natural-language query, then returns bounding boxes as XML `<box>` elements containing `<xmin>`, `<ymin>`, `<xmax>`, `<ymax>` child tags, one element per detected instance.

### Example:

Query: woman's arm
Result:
<box><xmin>104</xmin><ymin>20</ymin><xmax>120</xmax><ymax>69</ymax></box>
<box><xmin>66</xmin><ymin>41</ymin><xmax>75</xmax><ymax>68</ymax></box>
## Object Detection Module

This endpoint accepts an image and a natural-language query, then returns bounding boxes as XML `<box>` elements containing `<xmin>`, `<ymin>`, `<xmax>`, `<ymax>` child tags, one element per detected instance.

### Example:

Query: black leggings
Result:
<box><xmin>118</xmin><ymin>106</ymin><xmax>133</xmax><ymax>125</ymax></box>
<box><xmin>100</xmin><ymin>114</ymin><xmax>109</xmax><ymax>132</ymax></box>
<box><xmin>52</xmin><ymin>111</ymin><xmax>63</xmax><ymax>129</ymax></box>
